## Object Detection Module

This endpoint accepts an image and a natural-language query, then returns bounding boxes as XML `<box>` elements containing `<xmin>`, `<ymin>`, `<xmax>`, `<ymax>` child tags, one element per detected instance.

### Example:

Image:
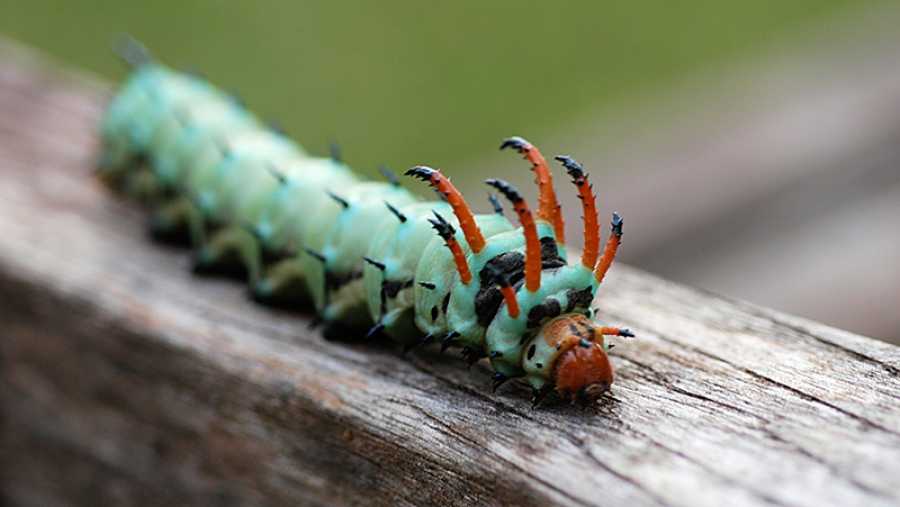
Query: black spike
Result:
<box><xmin>440</xmin><ymin>331</ymin><xmax>460</xmax><ymax>353</ymax></box>
<box><xmin>363</xmin><ymin>257</ymin><xmax>386</xmax><ymax>271</ymax></box>
<box><xmin>491</xmin><ymin>372</ymin><xmax>510</xmax><ymax>393</ymax></box>
<box><xmin>266</xmin><ymin>164</ymin><xmax>288</xmax><ymax>185</ymax></box>
<box><xmin>608</xmin><ymin>343</ymin><xmax>616</xmax><ymax>350</ymax></box>
<box><xmin>418</xmin><ymin>282</ymin><xmax>436</xmax><ymax>290</ymax></box>
<box><xmin>329</xmin><ymin>142</ymin><xmax>342</xmax><ymax>163</ymax></box>
<box><xmin>229</xmin><ymin>92</ymin><xmax>246</xmax><ymax>109</ymax></box>
<box><xmin>484</xmin><ymin>178</ymin><xmax>523</xmax><ymax>204</ymax></box>
<box><xmin>379</xmin><ymin>165</ymin><xmax>400</xmax><ymax>186</ymax></box>
<box><xmin>304</xmin><ymin>248</ymin><xmax>326</xmax><ymax>263</ymax></box>
<box><xmin>366</xmin><ymin>322</ymin><xmax>385</xmax><ymax>339</ymax></box>
<box><xmin>268</xmin><ymin>120</ymin><xmax>287</xmax><ymax>136</ymax></box>
<box><xmin>488</xmin><ymin>193</ymin><xmax>504</xmax><ymax>215</ymax></box>
<box><xmin>113</xmin><ymin>34</ymin><xmax>152</xmax><ymax>68</ymax></box>
<box><xmin>384</xmin><ymin>201</ymin><xmax>407</xmax><ymax>223</ymax></box>
<box><xmin>427</xmin><ymin>210</ymin><xmax>456</xmax><ymax>240</ymax></box>
<box><xmin>554</xmin><ymin>155</ymin><xmax>586</xmax><ymax>183</ymax></box>
<box><xmin>499</xmin><ymin>136</ymin><xmax>530</xmax><ymax>153</ymax></box>
<box><xmin>610</xmin><ymin>212</ymin><xmax>623</xmax><ymax>237</ymax></box>
<box><xmin>619</xmin><ymin>328</ymin><xmax>635</xmax><ymax>338</ymax></box>
<box><xmin>405</xmin><ymin>165</ymin><xmax>436</xmax><ymax>181</ymax></box>
<box><xmin>327</xmin><ymin>191</ymin><xmax>350</xmax><ymax>209</ymax></box>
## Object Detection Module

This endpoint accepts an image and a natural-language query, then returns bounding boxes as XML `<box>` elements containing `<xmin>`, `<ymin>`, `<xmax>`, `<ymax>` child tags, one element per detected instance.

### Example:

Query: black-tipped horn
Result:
<box><xmin>499</xmin><ymin>136</ymin><xmax>530</xmax><ymax>152</ymax></box>
<box><xmin>554</xmin><ymin>155</ymin><xmax>585</xmax><ymax>181</ymax></box>
<box><xmin>611</xmin><ymin>212</ymin><xmax>623</xmax><ymax>237</ymax></box>
<box><xmin>427</xmin><ymin>210</ymin><xmax>456</xmax><ymax>240</ymax></box>
<box><xmin>484</xmin><ymin>178</ymin><xmax>523</xmax><ymax>203</ymax></box>
<box><xmin>405</xmin><ymin>165</ymin><xmax>436</xmax><ymax>181</ymax></box>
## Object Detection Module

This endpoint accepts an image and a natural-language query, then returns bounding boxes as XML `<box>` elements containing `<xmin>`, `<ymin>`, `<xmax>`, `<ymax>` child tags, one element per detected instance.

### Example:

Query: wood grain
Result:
<box><xmin>1</xmin><ymin>40</ymin><xmax>899</xmax><ymax>507</ymax></box>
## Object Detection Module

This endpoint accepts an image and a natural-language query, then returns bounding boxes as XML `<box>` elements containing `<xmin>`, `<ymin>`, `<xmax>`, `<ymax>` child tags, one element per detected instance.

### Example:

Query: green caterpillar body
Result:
<box><xmin>99</xmin><ymin>53</ymin><xmax>630</xmax><ymax>405</ymax></box>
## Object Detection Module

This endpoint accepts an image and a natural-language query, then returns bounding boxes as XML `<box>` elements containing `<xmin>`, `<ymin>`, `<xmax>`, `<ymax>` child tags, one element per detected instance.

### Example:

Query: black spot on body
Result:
<box><xmin>431</xmin><ymin>305</ymin><xmax>439</xmax><ymax>322</ymax></box>
<box><xmin>564</xmin><ymin>286</ymin><xmax>594</xmax><ymax>313</ymax></box>
<box><xmin>527</xmin><ymin>298</ymin><xmax>561</xmax><ymax>329</ymax></box>
<box><xmin>473</xmin><ymin>240</ymin><xmax>566</xmax><ymax>328</ymax></box>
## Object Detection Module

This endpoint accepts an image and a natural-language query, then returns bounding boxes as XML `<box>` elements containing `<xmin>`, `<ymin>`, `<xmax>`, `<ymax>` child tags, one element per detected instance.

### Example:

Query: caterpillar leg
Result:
<box><xmin>254</xmin><ymin>257</ymin><xmax>308</xmax><ymax>302</ymax></box>
<box><xmin>97</xmin><ymin>149</ymin><xmax>143</xmax><ymax>189</ymax></box>
<box><xmin>149</xmin><ymin>196</ymin><xmax>190</xmax><ymax>242</ymax></box>
<box><xmin>124</xmin><ymin>165</ymin><xmax>164</xmax><ymax>204</ymax></box>
<box><xmin>195</xmin><ymin>225</ymin><xmax>262</xmax><ymax>286</ymax></box>
<box><xmin>150</xmin><ymin>196</ymin><xmax>208</xmax><ymax>248</ymax></box>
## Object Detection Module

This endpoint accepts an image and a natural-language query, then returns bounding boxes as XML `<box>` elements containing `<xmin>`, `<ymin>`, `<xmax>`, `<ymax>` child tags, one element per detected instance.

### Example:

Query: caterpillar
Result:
<box><xmin>98</xmin><ymin>39</ymin><xmax>633</xmax><ymax>407</ymax></box>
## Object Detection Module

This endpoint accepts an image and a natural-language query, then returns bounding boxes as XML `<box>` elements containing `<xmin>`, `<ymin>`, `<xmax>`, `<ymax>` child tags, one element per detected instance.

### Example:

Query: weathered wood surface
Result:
<box><xmin>2</xmin><ymin>41</ymin><xmax>900</xmax><ymax>507</ymax></box>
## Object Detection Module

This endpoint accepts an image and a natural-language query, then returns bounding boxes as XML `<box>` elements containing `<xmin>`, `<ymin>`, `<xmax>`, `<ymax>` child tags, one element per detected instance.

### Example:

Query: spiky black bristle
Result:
<box><xmin>488</xmin><ymin>193</ymin><xmax>504</xmax><ymax>215</ymax></box>
<box><xmin>611</xmin><ymin>212</ymin><xmax>623</xmax><ymax>237</ymax></box>
<box><xmin>363</xmin><ymin>256</ymin><xmax>386</xmax><ymax>271</ymax></box>
<box><xmin>485</xmin><ymin>178</ymin><xmax>523</xmax><ymax>203</ymax></box>
<box><xmin>554</xmin><ymin>155</ymin><xmax>585</xmax><ymax>182</ymax></box>
<box><xmin>427</xmin><ymin>210</ymin><xmax>456</xmax><ymax>240</ymax></box>
<box><xmin>405</xmin><ymin>165</ymin><xmax>436</xmax><ymax>181</ymax></box>
<box><xmin>384</xmin><ymin>201</ymin><xmax>407</xmax><ymax>223</ymax></box>
<box><xmin>379</xmin><ymin>165</ymin><xmax>400</xmax><ymax>186</ymax></box>
<box><xmin>499</xmin><ymin>136</ymin><xmax>530</xmax><ymax>152</ymax></box>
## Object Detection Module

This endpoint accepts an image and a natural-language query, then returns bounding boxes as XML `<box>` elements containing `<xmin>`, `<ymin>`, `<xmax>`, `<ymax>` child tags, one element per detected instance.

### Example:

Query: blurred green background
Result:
<box><xmin>0</xmin><ymin>1</ymin><xmax>865</xmax><ymax>179</ymax></box>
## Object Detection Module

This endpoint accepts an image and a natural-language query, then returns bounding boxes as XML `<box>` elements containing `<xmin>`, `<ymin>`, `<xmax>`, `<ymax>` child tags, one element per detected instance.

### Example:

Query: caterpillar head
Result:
<box><xmin>523</xmin><ymin>314</ymin><xmax>632</xmax><ymax>405</ymax></box>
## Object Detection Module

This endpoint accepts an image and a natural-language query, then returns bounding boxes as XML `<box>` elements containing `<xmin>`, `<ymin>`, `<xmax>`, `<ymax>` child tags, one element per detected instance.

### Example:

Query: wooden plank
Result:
<box><xmin>1</xmin><ymin>39</ymin><xmax>900</xmax><ymax>507</ymax></box>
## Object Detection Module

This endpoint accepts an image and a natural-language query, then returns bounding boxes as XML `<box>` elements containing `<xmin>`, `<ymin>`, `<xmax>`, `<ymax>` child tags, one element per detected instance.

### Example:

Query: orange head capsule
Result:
<box><xmin>552</xmin><ymin>336</ymin><xmax>615</xmax><ymax>403</ymax></box>
<box><xmin>526</xmin><ymin>313</ymin><xmax>633</xmax><ymax>405</ymax></box>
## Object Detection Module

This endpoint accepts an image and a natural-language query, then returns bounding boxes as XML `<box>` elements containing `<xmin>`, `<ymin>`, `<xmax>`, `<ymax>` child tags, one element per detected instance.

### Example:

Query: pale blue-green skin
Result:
<box><xmin>410</xmin><ymin>212</ymin><xmax>514</xmax><ymax>339</ymax></box>
<box><xmin>99</xmin><ymin>62</ymin><xmax>605</xmax><ymax>387</ymax></box>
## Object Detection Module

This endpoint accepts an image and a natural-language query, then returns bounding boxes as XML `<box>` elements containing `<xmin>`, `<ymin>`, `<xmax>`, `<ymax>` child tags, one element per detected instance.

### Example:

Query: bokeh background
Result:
<box><xmin>2</xmin><ymin>0</ymin><xmax>898</xmax><ymax>343</ymax></box>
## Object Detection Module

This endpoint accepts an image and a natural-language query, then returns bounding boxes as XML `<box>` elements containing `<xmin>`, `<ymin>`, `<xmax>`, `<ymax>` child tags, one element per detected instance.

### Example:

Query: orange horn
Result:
<box><xmin>594</xmin><ymin>212</ymin><xmax>622</xmax><ymax>284</ymax></box>
<box><xmin>486</xmin><ymin>178</ymin><xmax>542</xmax><ymax>293</ymax></box>
<box><xmin>428</xmin><ymin>210</ymin><xmax>473</xmax><ymax>285</ymax></box>
<box><xmin>500</xmin><ymin>136</ymin><xmax>565</xmax><ymax>244</ymax></box>
<box><xmin>555</xmin><ymin>155</ymin><xmax>599</xmax><ymax>269</ymax></box>
<box><xmin>407</xmin><ymin>166</ymin><xmax>486</xmax><ymax>253</ymax></box>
